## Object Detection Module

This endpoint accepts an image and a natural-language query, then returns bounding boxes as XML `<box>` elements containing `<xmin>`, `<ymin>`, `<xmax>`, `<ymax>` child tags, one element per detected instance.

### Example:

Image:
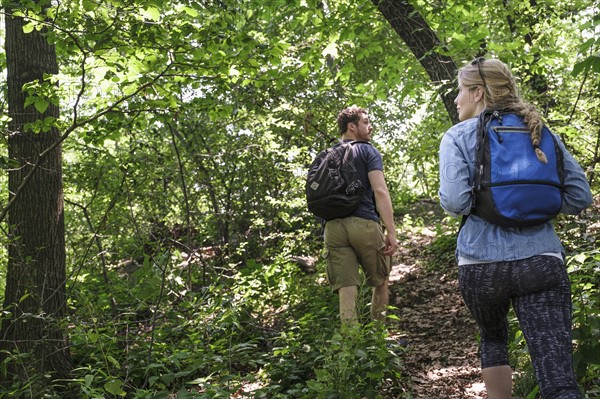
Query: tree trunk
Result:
<box><xmin>371</xmin><ymin>0</ymin><xmax>459</xmax><ymax>124</ymax></box>
<box><xmin>0</xmin><ymin>2</ymin><xmax>73</xmax><ymax>391</ymax></box>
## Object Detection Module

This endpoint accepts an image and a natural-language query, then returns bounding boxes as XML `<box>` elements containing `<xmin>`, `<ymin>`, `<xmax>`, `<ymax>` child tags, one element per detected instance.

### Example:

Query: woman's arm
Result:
<box><xmin>556</xmin><ymin>137</ymin><xmax>593</xmax><ymax>215</ymax></box>
<box><xmin>439</xmin><ymin>132</ymin><xmax>473</xmax><ymax>217</ymax></box>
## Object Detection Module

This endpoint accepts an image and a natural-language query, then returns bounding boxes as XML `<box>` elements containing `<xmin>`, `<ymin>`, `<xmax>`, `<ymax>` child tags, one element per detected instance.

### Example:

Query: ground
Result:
<box><xmin>386</xmin><ymin>200</ymin><xmax>488</xmax><ymax>399</ymax></box>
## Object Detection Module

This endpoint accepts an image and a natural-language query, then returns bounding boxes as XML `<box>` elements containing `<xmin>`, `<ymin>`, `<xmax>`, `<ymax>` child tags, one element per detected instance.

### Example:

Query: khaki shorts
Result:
<box><xmin>324</xmin><ymin>216</ymin><xmax>391</xmax><ymax>292</ymax></box>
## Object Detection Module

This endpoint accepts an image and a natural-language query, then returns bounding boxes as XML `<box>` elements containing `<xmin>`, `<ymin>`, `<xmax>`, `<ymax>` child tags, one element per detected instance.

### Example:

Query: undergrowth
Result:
<box><xmin>1</xmin><ymin>202</ymin><xmax>598</xmax><ymax>398</ymax></box>
<box><xmin>1</xmin><ymin>249</ymin><xmax>404</xmax><ymax>398</ymax></box>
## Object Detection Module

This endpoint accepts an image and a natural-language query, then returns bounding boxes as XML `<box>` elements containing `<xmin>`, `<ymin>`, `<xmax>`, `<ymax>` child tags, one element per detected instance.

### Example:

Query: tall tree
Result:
<box><xmin>0</xmin><ymin>0</ymin><xmax>72</xmax><ymax>389</ymax></box>
<box><xmin>371</xmin><ymin>0</ymin><xmax>459</xmax><ymax>124</ymax></box>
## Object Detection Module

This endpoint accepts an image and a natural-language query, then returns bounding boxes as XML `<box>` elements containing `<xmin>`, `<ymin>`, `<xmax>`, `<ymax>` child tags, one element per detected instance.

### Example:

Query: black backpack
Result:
<box><xmin>305</xmin><ymin>140</ymin><xmax>370</xmax><ymax>221</ymax></box>
<box><xmin>471</xmin><ymin>110</ymin><xmax>565</xmax><ymax>227</ymax></box>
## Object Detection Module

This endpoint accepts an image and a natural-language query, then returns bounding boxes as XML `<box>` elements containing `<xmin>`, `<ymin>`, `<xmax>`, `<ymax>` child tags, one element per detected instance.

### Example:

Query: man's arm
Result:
<box><xmin>368</xmin><ymin>170</ymin><xmax>398</xmax><ymax>256</ymax></box>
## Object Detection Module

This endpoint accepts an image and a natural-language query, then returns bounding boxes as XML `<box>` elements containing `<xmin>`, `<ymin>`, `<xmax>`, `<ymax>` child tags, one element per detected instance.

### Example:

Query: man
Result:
<box><xmin>324</xmin><ymin>105</ymin><xmax>398</xmax><ymax>325</ymax></box>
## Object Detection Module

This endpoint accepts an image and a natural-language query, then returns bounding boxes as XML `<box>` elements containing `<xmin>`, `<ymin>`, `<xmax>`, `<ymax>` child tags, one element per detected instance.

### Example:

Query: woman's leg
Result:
<box><xmin>459</xmin><ymin>263</ymin><xmax>513</xmax><ymax>397</ymax></box>
<box><xmin>482</xmin><ymin>365</ymin><xmax>513</xmax><ymax>399</ymax></box>
<box><xmin>512</xmin><ymin>256</ymin><xmax>582</xmax><ymax>399</ymax></box>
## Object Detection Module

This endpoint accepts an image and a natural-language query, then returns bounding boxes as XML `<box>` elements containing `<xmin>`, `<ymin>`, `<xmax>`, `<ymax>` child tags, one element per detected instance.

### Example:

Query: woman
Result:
<box><xmin>439</xmin><ymin>57</ymin><xmax>592</xmax><ymax>398</ymax></box>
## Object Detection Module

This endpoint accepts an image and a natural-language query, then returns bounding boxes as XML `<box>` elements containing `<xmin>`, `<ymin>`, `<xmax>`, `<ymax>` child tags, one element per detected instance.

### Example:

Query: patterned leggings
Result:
<box><xmin>459</xmin><ymin>255</ymin><xmax>582</xmax><ymax>399</ymax></box>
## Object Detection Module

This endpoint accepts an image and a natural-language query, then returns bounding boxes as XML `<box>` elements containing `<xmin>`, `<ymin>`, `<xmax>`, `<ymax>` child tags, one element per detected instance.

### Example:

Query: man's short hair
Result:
<box><xmin>337</xmin><ymin>105</ymin><xmax>367</xmax><ymax>134</ymax></box>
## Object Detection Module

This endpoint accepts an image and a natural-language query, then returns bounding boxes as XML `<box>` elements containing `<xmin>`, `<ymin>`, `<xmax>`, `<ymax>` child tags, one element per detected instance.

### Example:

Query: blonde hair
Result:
<box><xmin>459</xmin><ymin>58</ymin><xmax>547</xmax><ymax>163</ymax></box>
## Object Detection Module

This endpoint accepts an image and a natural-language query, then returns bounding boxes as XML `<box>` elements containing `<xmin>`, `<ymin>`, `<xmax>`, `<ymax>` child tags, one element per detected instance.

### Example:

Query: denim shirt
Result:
<box><xmin>439</xmin><ymin>117</ymin><xmax>593</xmax><ymax>263</ymax></box>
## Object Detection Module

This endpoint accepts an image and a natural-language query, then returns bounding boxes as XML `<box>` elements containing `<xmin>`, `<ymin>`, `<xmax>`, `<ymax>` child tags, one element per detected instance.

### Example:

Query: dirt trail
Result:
<box><xmin>386</xmin><ymin>202</ymin><xmax>488</xmax><ymax>398</ymax></box>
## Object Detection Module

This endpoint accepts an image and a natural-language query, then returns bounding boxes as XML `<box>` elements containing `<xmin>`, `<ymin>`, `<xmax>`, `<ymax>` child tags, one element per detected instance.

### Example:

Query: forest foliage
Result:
<box><xmin>0</xmin><ymin>0</ymin><xmax>599</xmax><ymax>397</ymax></box>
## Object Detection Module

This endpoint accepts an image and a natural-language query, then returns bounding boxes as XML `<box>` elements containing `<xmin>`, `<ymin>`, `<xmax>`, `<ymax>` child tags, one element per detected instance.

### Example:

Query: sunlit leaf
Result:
<box><xmin>22</xmin><ymin>22</ymin><xmax>35</xmax><ymax>34</ymax></box>
<box><xmin>141</xmin><ymin>6</ymin><xmax>161</xmax><ymax>22</ymax></box>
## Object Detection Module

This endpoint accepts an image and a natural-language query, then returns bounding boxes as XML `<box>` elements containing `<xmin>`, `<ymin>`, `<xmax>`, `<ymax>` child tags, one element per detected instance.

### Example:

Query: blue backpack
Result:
<box><xmin>471</xmin><ymin>111</ymin><xmax>565</xmax><ymax>227</ymax></box>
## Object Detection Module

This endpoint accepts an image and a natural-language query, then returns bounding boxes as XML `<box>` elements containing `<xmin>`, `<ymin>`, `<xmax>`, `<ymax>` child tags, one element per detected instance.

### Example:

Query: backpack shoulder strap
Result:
<box><xmin>348</xmin><ymin>140</ymin><xmax>372</xmax><ymax>146</ymax></box>
<box><xmin>459</xmin><ymin>214</ymin><xmax>469</xmax><ymax>232</ymax></box>
<box><xmin>471</xmin><ymin>110</ymin><xmax>500</xmax><ymax>218</ymax></box>
<box><xmin>473</xmin><ymin>110</ymin><xmax>495</xmax><ymax>191</ymax></box>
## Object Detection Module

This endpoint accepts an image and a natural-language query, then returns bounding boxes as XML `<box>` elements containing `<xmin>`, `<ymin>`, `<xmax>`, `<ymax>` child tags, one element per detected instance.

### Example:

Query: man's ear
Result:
<box><xmin>347</xmin><ymin>121</ymin><xmax>357</xmax><ymax>133</ymax></box>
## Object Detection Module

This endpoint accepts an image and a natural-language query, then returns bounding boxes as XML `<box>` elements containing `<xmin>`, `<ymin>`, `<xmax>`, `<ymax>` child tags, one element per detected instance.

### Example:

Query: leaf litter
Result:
<box><xmin>385</xmin><ymin>201</ymin><xmax>488</xmax><ymax>399</ymax></box>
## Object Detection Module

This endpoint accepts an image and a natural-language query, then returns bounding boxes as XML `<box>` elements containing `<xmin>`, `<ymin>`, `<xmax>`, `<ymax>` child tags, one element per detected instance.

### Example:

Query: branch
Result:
<box><xmin>167</xmin><ymin>121</ymin><xmax>195</xmax><ymax>288</ymax></box>
<box><xmin>0</xmin><ymin>64</ymin><xmax>174</xmax><ymax>224</ymax></box>
<box><xmin>567</xmin><ymin>69</ymin><xmax>588</xmax><ymax>125</ymax></box>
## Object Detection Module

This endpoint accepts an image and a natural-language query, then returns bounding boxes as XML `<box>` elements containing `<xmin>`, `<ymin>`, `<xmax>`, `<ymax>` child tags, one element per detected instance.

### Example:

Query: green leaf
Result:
<box><xmin>82</xmin><ymin>0</ymin><xmax>95</xmax><ymax>12</ymax></box>
<box><xmin>314</xmin><ymin>368</ymin><xmax>330</xmax><ymax>380</ymax></box>
<box><xmin>182</xmin><ymin>6</ymin><xmax>198</xmax><ymax>17</ymax></box>
<box><xmin>141</xmin><ymin>6</ymin><xmax>161</xmax><ymax>22</ymax></box>
<box><xmin>578</xmin><ymin>38</ymin><xmax>596</xmax><ymax>54</ymax></box>
<box><xmin>22</xmin><ymin>23</ymin><xmax>35</xmax><ymax>34</ymax></box>
<box><xmin>24</xmin><ymin>96</ymin><xmax>36</xmax><ymax>108</ymax></box>
<box><xmin>107</xmin><ymin>355</ymin><xmax>120</xmax><ymax>367</ymax></box>
<box><xmin>104</xmin><ymin>380</ymin><xmax>126</xmax><ymax>396</ymax></box>
<box><xmin>34</xmin><ymin>97</ymin><xmax>50</xmax><ymax>114</ymax></box>
<box><xmin>86</xmin><ymin>331</ymin><xmax>99</xmax><ymax>343</ymax></box>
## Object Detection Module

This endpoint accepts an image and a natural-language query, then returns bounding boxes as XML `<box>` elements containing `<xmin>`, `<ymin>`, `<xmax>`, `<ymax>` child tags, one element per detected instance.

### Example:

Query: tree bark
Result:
<box><xmin>0</xmin><ymin>2</ymin><xmax>73</xmax><ymax>391</ymax></box>
<box><xmin>371</xmin><ymin>0</ymin><xmax>459</xmax><ymax>124</ymax></box>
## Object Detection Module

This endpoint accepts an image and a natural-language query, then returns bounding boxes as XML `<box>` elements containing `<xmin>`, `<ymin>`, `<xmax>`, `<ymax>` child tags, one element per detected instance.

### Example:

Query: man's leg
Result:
<box><xmin>339</xmin><ymin>285</ymin><xmax>358</xmax><ymax>325</ymax></box>
<box><xmin>345</xmin><ymin>218</ymin><xmax>391</xmax><ymax>323</ymax></box>
<box><xmin>371</xmin><ymin>278</ymin><xmax>389</xmax><ymax>322</ymax></box>
<box><xmin>482</xmin><ymin>365</ymin><xmax>512</xmax><ymax>399</ymax></box>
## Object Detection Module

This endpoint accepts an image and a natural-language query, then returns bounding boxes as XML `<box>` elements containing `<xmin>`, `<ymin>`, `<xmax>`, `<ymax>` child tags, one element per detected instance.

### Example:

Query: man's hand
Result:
<box><xmin>383</xmin><ymin>233</ymin><xmax>398</xmax><ymax>256</ymax></box>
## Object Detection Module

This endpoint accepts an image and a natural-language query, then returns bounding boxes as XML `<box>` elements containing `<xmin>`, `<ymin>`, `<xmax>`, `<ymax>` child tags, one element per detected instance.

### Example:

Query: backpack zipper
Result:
<box><xmin>491</xmin><ymin>126</ymin><xmax>529</xmax><ymax>143</ymax></box>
